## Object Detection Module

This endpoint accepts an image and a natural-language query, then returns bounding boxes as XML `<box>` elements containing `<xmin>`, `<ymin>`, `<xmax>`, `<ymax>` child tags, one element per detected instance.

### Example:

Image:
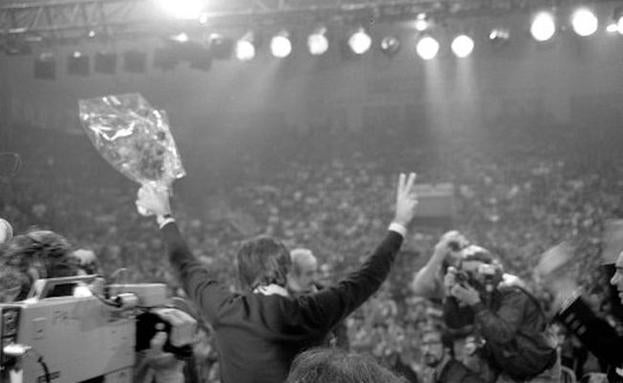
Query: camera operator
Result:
<box><xmin>536</xmin><ymin>244</ymin><xmax>623</xmax><ymax>383</ymax></box>
<box><xmin>135</xmin><ymin>172</ymin><xmax>419</xmax><ymax>383</ymax></box>
<box><xmin>0</xmin><ymin>228</ymin><xmax>195</xmax><ymax>383</ymax></box>
<box><xmin>446</xmin><ymin>249</ymin><xmax>558</xmax><ymax>383</ymax></box>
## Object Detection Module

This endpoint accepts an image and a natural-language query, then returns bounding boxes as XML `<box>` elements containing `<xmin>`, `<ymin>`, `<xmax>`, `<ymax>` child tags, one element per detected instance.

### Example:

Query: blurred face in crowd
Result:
<box><xmin>610</xmin><ymin>251</ymin><xmax>623</xmax><ymax>304</ymax></box>
<box><xmin>288</xmin><ymin>249</ymin><xmax>318</xmax><ymax>293</ymax></box>
<box><xmin>422</xmin><ymin>331</ymin><xmax>446</xmax><ymax>368</ymax></box>
<box><xmin>0</xmin><ymin>218</ymin><xmax>13</xmax><ymax>244</ymax></box>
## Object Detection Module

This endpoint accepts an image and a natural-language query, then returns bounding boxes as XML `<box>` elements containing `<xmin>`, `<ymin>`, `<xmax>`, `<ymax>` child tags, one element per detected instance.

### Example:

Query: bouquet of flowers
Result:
<box><xmin>79</xmin><ymin>93</ymin><xmax>186</xmax><ymax>191</ymax></box>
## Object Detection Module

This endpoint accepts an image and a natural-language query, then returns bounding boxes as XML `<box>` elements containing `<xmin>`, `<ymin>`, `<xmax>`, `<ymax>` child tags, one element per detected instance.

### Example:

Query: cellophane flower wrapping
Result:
<box><xmin>79</xmin><ymin>93</ymin><xmax>186</xmax><ymax>188</ymax></box>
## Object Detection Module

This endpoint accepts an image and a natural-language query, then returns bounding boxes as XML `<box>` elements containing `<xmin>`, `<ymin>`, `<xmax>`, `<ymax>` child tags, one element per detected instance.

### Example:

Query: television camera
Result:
<box><xmin>0</xmin><ymin>275</ymin><xmax>196</xmax><ymax>383</ymax></box>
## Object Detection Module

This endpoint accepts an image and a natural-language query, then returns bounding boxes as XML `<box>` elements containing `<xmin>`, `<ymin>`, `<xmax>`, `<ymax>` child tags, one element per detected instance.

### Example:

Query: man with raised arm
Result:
<box><xmin>135</xmin><ymin>172</ymin><xmax>419</xmax><ymax>383</ymax></box>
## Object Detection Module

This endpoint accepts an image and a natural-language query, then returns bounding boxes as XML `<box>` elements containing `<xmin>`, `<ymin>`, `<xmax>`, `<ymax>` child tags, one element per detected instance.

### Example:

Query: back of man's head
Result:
<box><xmin>286</xmin><ymin>348</ymin><xmax>406</xmax><ymax>383</ymax></box>
<box><xmin>1</xmin><ymin>229</ymin><xmax>79</xmax><ymax>299</ymax></box>
<box><xmin>237</xmin><ymin>235</ymin><xmax>291</xmax><ymax>290</ymax></box>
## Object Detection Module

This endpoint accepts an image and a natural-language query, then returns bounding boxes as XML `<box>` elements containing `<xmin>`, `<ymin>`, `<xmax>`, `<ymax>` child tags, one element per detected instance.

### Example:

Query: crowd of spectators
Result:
<box><xmin>1</xmin><ymin>116</ymin><xmax>623</xmax><ymax>382</ymax></box>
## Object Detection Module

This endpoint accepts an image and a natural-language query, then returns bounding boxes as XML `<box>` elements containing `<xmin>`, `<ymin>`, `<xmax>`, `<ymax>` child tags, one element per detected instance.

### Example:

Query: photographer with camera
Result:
<box><xmin>135</xmin><ymin>172</ymin><xmax>419</xmax><ymax>383</ymax></box>
<box><xmin>412</xmin><ymin>233</ymin><xmax>556</xmax><ymax>383</ymax></box>
<box><xmin>446</xmin><ymin>248</ymin><xmax>558</xmax><ymax>383</ymax></box>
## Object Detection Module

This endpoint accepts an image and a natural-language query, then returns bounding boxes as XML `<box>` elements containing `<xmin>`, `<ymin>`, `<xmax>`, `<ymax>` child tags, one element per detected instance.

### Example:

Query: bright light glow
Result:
<box><xmin>72</xmin><ymin>51</ymin><xmax>82</xmax><ymax>58</ymax></box>
<box><xmin>171</xmin><ymin>33</ymin><xmax>189</xmax><ymax>43</ymax></box>
<box><xmin>530</xmin><ymin>12</ymin><xmax>556</xmax><ymax>42</ymax></box>
<box><xmin>271</xmin><ymin>33</ymin><xmax>292</xmax><ymax>58</ymax></box>
<box><xmin>451</xmin><ymin>35</ymin><xmax>474</xmax><ymax>58</ymax></box>
<box><xmin>380</xmin><ymin>36</ymin><xmax>401</xmax><ymax>56</ymax></box>
<box><xmin>235</xmin><ymin>39</ymin><xmax>255</xmax><ymax>61</ymax></box>
<box><xmin>157</xmin><ymin>0</ymin><xmax>203</xmax><ymax>20</ymax></box>
<box><xmin>416</xmin><ymin>36</ymin><xmax>439</xmax><ymax>60</ymax></box>
<box><xmin>618</xmin><ymin>16</ymin><xmax>623</xmax><ymax>34</ymax></box>
<box><xmin>571</xmin><ymin>8</ymin><xmax>599</xmax><ymax>36</ymax></box>
<box><xmin>348</xmin><ymin>28</ymin><xmax>372</xmax><ymax>55</ymax></box>
<box><xmin>308</xmin><ymin>29</ymin><xmax>329</xmax><ymax>56</ymax></box>
<box><xmin>606</xmin><ymin>23</ymin><xmax>618</xmax><ymax>33</ymax></box>
<box><xmin>415</xmin><ymin>13</ymin><xmax>429</xmax><ymax>32</ymax></box>
<box><xmin>489</xmin><ymin>28</ymin><xmax>510</xmax><ymax>41</ymax></box>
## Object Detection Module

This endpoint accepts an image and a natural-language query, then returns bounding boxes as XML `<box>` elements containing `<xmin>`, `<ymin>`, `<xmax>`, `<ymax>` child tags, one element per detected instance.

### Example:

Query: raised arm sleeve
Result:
<box><xmin>161</xmin><ymin>222</ymin><xmax>232</xmax><ymax>324</ymax></box>
<box><xmin>296</xmin><ymin>230</ymin><xmax>404</xmax><ymax>331</ymax></box>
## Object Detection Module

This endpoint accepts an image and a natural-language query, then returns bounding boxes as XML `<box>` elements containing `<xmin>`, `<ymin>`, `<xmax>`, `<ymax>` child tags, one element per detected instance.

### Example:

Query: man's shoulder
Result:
<box><xmin>444</xmin><ymin>360</ymin><xmax>482</xmax><ymax>383</ymax></box>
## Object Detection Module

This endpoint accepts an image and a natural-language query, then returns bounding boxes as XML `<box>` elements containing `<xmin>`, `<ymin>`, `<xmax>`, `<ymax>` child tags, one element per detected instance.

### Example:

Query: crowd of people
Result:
<box><xmin>1</xmin><ymin>114</ymin><xmax>623</xmax><ymax>382</ymax></box>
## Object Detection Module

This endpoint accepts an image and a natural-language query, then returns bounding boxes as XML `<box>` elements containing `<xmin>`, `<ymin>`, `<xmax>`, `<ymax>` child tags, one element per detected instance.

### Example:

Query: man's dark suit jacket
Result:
<box><xmin>438</xmin><ymin>359</ymin><xmax>486</xmax><ymax>383</ymax></box>
<box><xmin>161</xmin><ymin>222</ymin><xmax>404</xmax><ymax>383</ymax></box>
<box><xmin>557</xmin><ymin>297</ymin><xmax>623</xmax><ymax>383</ymax></box>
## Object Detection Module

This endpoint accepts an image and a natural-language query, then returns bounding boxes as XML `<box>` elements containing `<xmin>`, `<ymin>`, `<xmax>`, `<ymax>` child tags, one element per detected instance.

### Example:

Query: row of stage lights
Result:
<box><xmin>163</xmin><ymin>5</ymin><xmax>623</xmax><ymax>62</ymax></box>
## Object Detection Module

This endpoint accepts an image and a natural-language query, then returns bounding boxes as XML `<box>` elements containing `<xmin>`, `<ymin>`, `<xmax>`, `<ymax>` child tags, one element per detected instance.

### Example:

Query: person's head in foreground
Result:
<box><xmin>0</xmin><ymin>229</ymin><xmax>79</xmax><ymax>301</ymax></box>
<box><xmin>285</xmin><ymin>347</ymin><xmax>406</xmax><ymax>383</ymax></box>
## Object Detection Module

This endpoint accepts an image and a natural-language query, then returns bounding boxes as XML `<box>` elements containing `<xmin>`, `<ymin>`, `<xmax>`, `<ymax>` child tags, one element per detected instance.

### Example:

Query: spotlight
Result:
<box><xmin>348</xmin><ymin>27</ymin><xmax>372</xmax><ymax>55</ymax></box>
<box><xmin>489</xmin><ymin>28</ymin><xmax>510</xmax><ymax>44</ymax></box>
<box><xmin>68</xmin><ymin>51</ymin><xmax>89</xmax><ymax>76</ymax></box>
<box><xmin>208</xmin><ymin>34</ymin><xmax>234</xmax><ymax>60</ymax></box>
<box><xmin>380</xmin><ymin>36</ymin><xmax>401</xmax><ymax>56</ymax></box>
<box><xmin>606</xmin><ymin>23</ymin><xmax>618</xmax><ymax>33</ymax></box>
<box><xmin>34</xmin><ymin>53</ymin><xmax>56</xmax><ymax>80</ymax></box>
<box><xmin>156</xmin><ymin>0</ymin><xmax>203</xmax><ymax>20</ymax></box>
<box><xmin>235</xmin><ymin>32</ymin><xmax>256</xmax><ymax>62</ymax></box>
<box><xmin>571</xmin><ymin>8</ymin><xmax>598</xmax><ymax>37</ymax></box>
<box><xmin>416</xmin><ymin>35</ymin><xmax>439</xmax><ymax>60</ymax></box>
<box><xmin>451</xmin><ymin>35</ymin><xmax>474</xmax><ymax>58</ymax></box>
<box><xmin>530</xmin><ymin>11</ymin><xmax>556</xmax><ymax>42</ymax></box>
<box><xmin>170</xmin><ymin>33</ymin><xmax>190</xmax><ymax>43</ymax></box>
<box><xmin>308</xmin><ymin>27</ymin><xmax>329</xmax><ymax>56</ymax></box>
<box><xmin>414</xmin><ymin>13</ymin><xmax>429</xmax><ymax>32</ymax></box>
<box><xmin>270</xmin><ymin>31</ymin><xmax>292</xmax><ymax>58</ymax></box>
<box><xmin>610</xmin><ymin>7</ymin><xmax>623</xmax><ymax>34</ymax></box>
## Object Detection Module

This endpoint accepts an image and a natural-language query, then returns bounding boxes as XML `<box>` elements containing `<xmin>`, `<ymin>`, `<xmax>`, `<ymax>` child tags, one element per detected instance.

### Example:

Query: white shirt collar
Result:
<box><xmin>253</xmin><ymin>284</ymin><xmax>290</xmax><ymax>297</ymax></box>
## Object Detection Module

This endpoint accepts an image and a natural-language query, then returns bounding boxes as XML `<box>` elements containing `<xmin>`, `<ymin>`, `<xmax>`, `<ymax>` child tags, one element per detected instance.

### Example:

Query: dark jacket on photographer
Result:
<box><xmin>445</xmin><ymin>284</ymin><xmax>557</xmax><ymax>382</ymax></box>
<box><xmin>442</xmin><ymin>245</ymin><xmax>557</xmax><ymax>382</ymax></box>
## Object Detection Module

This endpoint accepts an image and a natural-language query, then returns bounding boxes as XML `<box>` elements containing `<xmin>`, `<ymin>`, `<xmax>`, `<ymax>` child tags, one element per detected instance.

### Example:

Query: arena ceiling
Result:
<box><xmin>2</xmin><ymin>0</ymin><xmax>620</xmax><ymax>47</ymax></box>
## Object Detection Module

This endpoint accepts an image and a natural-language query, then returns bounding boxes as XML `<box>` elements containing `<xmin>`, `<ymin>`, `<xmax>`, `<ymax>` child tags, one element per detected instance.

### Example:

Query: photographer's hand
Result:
<box><xmin>451</xmin><ymin>284</ymin><xmax>481</xmax><ymax>306</ymax></box>
<box><xmin>443</xmin><ymin>266</ymin><xmax>458</xmax><ymax>292</ymax></box>
<box><xmin>145</xmin><ymin>332</ymin><xmax>185</xmax><ymax>383</ymax></box>
<box><xmin>411</xmin><ymin>231</ymin><xmax>466</xmax><ymax>298</ymax></box>
<box><xmin>434</xmin><ymin>231</ymin><xmax>468</xmax><ymax>261</ymax></box>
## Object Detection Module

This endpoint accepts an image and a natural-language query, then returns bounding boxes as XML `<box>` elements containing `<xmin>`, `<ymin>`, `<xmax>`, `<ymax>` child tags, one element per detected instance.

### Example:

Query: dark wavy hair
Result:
<box><xmin>1</xmin><ymin>229</ymin><xmax>79</xmax><ymax>300</ymax></box>
<box><xmin>286</xmin><ymin>348</ymin><xmax>407</xmax><ymax>383</ymax></box>
<box><xmin>237</xmin><ymin>235</ymin><xmax>291</xmax><ymax>290</ymax></box>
